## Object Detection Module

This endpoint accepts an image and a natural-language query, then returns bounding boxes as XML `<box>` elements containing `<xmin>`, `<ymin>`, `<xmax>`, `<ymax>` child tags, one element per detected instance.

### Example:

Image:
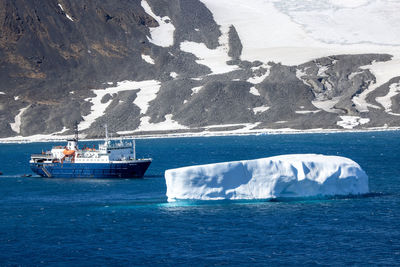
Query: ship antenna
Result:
<box><xmin>104</xmin><ymin>124</ymin><xmax>109</xmax><ymax>143</ymax></box>
<box><xmin>74</xmin><ymin>121</ymin><xmax>79</xmax><ymax>142</ymax></box>
<box><xmin>133</xmin><ymin>139</ymin><xmax>136</xmax><ymax>160</ymax></box>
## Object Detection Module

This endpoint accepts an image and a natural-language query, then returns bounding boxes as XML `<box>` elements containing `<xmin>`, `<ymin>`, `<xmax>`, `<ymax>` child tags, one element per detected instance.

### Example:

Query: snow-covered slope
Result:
<box><xmin>2</xmin><ymin>0</ymin><xmax>400</xmax><ymax>139</ymax></box>
<box><xmin>200</xmin><ymin>0</ymin><xmax>400</xmax><ymax>65</ymax></box>
<box><xmin>79</xmin><ymin>0</ymin><xmax>400</xmax><ymax>136</ymax></box>
<box><xmin>165</xmin><ymin>154</ymin><xmax>369</xmax><ymax>201</ymax></box>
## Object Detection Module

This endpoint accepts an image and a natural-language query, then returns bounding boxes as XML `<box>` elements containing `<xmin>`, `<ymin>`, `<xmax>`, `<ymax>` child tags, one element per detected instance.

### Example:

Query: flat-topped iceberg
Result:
<box><xmin>165</xmin><ymin>154</ymin><xmax>368</xmax><ymax>201</ymax></box>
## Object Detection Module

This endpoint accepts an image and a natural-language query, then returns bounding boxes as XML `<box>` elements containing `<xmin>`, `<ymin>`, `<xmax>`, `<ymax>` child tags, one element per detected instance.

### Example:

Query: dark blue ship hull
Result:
<box><xmin>30</xmin><ymin>160</ymin><xmax>151</xmax><ymax>178</ymax></box>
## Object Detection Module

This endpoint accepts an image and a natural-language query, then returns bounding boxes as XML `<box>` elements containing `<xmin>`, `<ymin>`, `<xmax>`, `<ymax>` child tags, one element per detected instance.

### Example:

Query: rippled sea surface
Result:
<box><xmin>1</xmin><ymin>132</ymin><xmax>400</xmax><ymax>265</ymax></box>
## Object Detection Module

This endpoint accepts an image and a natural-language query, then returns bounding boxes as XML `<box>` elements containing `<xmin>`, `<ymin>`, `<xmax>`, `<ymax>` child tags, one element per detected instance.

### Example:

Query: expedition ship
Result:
<box><xmin>30</xmin><ymin>126</ymin><xmax>151</xmax><ymax>178</ymax></box>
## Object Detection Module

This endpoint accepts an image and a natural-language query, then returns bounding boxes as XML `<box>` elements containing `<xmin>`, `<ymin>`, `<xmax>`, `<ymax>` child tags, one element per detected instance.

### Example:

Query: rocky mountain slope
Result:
<box><xmin>1</xmin><ymin>0</ymin><xmax>400</xmax><ymax>139</ymax></box>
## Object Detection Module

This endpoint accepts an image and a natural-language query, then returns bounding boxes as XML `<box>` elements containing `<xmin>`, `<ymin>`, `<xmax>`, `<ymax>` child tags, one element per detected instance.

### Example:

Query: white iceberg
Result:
<box><xmin>165</xmin><ymin>154</ymin><xmax>368</xmax><ymax>202</ymax></box>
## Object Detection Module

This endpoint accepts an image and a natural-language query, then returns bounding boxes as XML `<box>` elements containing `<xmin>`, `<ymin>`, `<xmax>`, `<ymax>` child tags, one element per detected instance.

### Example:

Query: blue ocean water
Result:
<box><xmin>0</xmin><ymin>132</ymin><xmax>400</xmax><ymax>265</ymax></box>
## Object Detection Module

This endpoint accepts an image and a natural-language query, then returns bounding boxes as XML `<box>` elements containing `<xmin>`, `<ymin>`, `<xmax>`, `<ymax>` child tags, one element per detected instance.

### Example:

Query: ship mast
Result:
<box><xmin>133</xmin><ymin>139</ymin><xmax>136</xmax><ymax>160</ymax></box>
<box><xmin>104</xmin><ymin>124</ymin><xmax>109</xmax><ymax>145</ymax></box>
<box><xmin>74</xmin><ymin>121</ymin><xmax>79</xmax><ymax>142</ymax></box>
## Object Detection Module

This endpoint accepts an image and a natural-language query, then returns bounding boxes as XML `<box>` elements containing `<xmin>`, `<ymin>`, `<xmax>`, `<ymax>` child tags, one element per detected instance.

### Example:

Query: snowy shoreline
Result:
<box><xmin>0</xmin><ymin>127</ymin><xmax>399</xmax><ymax>144</ymax></box>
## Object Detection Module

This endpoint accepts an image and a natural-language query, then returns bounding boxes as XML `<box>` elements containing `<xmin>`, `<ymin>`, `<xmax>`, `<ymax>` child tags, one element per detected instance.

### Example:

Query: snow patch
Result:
<box><xmin>348</xmin><ymin>70</ymin><xmax>364</xmax><ymax>80</ymax></box>
<box><xmin>118</xmin><ymin>114</ymin><xmax>187</xmax><ymax>134</ymax></box>
<box><xmin>376</xmin><ymin>82</ymin><xmax>400</xmax><ymax>116</ymax></box>
<box><xmin>180</xmin><ymin>24</ymin><xmax>238</xmax><ymax>75</ymax></box>
<box><xmin>141</xmin><ymin>54</ymin><xmax>155</xmax><ymax>64</ymax></box>
<box><xmin>247</xmin><ymin>64</ymin><xmax>271</xmax><ymax>84</ymax></box>
<box><xmin>252</xmin><ymin>105</ymin><xmax>270</xmax><ymax>114</ymax></box>
<box><xmin>353</xmin><ymin>57</ymin><xmax>400</xmax><ymax>112</ymax></box>
<box><xmin>14</xmin><ymin>96</ymin><xmax>20</xmax><ymax>101</ymax></box>
<box><xmin>65</xmin><ymin>14</ymin><xmax>73</xmax><ymax>21</ymax></box>
<box><xmin>337</xmin><ymin>116</ymin><xmax>370</xmax><ymax>129</ymax></box>
<box><xmin>295</xmin><ymin>110</ymin><xmax>320</xmax><ymax>114</ymax></box>
<box><xmin>191</xmin><ymin>86</ymin><xmax>203</xmax><ymax>96</ymax></box>
<box><xmin>180</xmin><ymin>40</ymin><xmax>238</xmax><ymax>75</ymax></box>
<box><xmin>296</xmin><ymin>67</ymin><xmax>311</xmax><ymax>86</ymax></box>
<box><xmin>0</xmin><ymin>92</ymin><xmax>5</xmax><ymax>95</ymax></box>
<box><xmin>170</xmin><ymin>72</ymin><xmax>178</xmax><ymax>79</ymax></box>
<box><xmin>132</xmin><ymin>82</ymin><xmax>161</xmax><ymax>114</ymax></box>
<box><xmin>141</xmin><ymin>0</ymin><xmax>175</xmax><ymax>47</ymax></box>
<box><xmin>317</xmin><ymin>65</ymin><xmax>329</xmax><ymax>77</ymax></box>
<box><xmin>58</xmin><ymin>3</ymin><xmax>73</xmax><ymax>21</ymax></box>
<box><xmin>247</xmin><ymin>73</ymin><xmax>269</xmax><ymax>84</ymax></box>
<box><xmin>249</xmin><ymin>87</ymin><xmax>260</xmax><ymax>96</ymax></box>
<box><xmin>165</xmin><ymin>154</ymin><xmax>369</xmax><ymax>201</ymax></box>
<box><xmin>312</xmin><ymin>98</ymin><xmax>342</xmax><ymax>113</ymax></box>
<box><xmin>54</xmin><ymin>126</ymin><xmax>69</xmax><ymax>134</ymax></box>
<box><xmin>203</xmin><ymin>122</ymin><xmax>261</xmax><ymax>133</ymax></box>
<box><xmin>79</xmin><ymin>80</ymin><xmax>160</xmax><ymax>130</ymax></box>
<box><xmin>10</xmin><ymin>105</ymin><xmax>30</xmax><ymax>134</ymax></box>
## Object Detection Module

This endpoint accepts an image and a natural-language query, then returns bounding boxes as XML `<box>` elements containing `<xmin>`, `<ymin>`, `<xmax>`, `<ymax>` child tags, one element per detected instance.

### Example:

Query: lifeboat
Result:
<box><xmin>63</xmin><ymin>149</ymin><xmax>75</xmax><ymax>156</ymax></box>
